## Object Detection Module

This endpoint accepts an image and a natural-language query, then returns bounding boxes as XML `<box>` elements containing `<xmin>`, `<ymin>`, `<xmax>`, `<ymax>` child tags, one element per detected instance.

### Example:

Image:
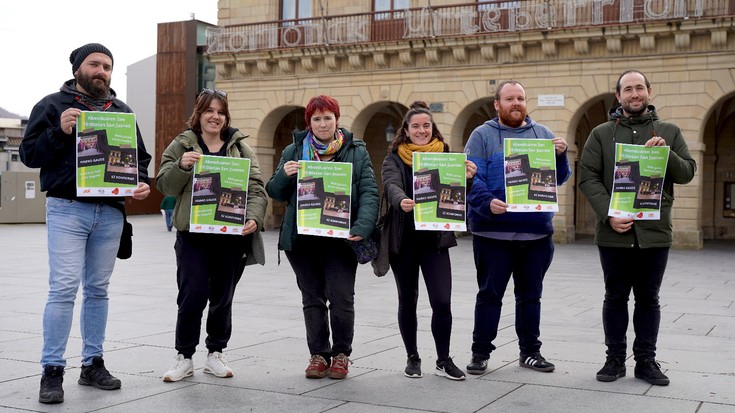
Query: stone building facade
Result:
<box><xmin>199</xmin><ymin>0</ymin><xmax>735</xmax><ymax>248</ymax></box>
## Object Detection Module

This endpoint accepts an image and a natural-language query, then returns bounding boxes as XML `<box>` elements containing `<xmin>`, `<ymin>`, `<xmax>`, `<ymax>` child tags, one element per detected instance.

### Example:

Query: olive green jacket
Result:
<box><xmin>578</xmin><ymin>106</ymin><xmax>696</xmax><ymax>248</ymax></box>
<box><xmin>156</xmin><ymin>128</ymin><xmax>268</xmax><ymax>265</ymax></box>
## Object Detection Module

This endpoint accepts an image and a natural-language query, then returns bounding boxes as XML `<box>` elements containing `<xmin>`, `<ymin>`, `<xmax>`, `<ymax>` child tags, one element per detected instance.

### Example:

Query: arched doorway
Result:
<box><xmin>352</xmin><ymin>101</ymin><xmax>408</xmax><ymax>190</ymax></box>
<box><xmin>571</xmin><ymin>94</ymin><xmax>616</xmax><ymax>237</ymax></box>
<box><xmin>263</xmin><ymin>106</ymin><xmax>306</xmax><ymax>229</ymax></box>
<box><xmin>702</xmin><ymin>93</ymin><xmax>735</xmax><ymax>239</ymax></box>
<box><xmin>452</xmin><ymin>98</ymin><xmax>495</xmax><ymax>149</ymax></box>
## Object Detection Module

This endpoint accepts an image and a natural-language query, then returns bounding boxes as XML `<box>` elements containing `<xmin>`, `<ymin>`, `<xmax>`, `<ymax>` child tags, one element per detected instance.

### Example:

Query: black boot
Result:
<box><xmin>39</xmin><ymin>365</ymin><xmax>64</xmax><ymax>404</ymax></box>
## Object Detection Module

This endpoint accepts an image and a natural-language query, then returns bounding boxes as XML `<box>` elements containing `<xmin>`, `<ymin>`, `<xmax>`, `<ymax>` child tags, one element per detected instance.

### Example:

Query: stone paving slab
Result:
<box><xmin>1</xmin><ymin>214</ymin><xmax>734</xmax><ymax>413</ymax></box>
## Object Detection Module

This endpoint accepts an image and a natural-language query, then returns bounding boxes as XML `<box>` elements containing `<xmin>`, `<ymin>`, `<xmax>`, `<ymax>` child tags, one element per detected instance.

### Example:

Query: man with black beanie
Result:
<box><xmin>20</xmin><ymin>43</ymin><xmax>152</xmax><ymax>404</ymax></box>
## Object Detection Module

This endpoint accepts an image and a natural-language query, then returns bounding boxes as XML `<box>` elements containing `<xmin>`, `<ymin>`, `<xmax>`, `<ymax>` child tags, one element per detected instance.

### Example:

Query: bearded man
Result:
<box><xmin>20</xmin><ymin>43</ymin><xmax>152</xmax><ymax>404</ymax></box>
<box><xmin>463</xmin><ymin>80</ymin><xmax>571</xmax><ymax>376</ymax></box>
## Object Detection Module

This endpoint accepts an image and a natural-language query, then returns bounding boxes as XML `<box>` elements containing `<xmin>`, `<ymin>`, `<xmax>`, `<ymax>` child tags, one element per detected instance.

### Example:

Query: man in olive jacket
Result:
<box><xmin>579</xmin><ymin>70</ymin><xmax>696</xmax><ymax>386</ymax></box>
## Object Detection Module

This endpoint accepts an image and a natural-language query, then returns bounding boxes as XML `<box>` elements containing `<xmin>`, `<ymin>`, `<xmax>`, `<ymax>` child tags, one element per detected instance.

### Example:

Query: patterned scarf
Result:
<box><xmin>302</xmin><ymin>129</ymin><xmax>345</xmax><ymax>161</ymax></box>
<box><xmin>397</xmin><ymin>137</ymin><xmax>445</xmax><ymax>166</ymax></box>
<box><xmin>60</xmin><ymin>80</ymin><xmax>113</xmax><ymax>111</ymax></box>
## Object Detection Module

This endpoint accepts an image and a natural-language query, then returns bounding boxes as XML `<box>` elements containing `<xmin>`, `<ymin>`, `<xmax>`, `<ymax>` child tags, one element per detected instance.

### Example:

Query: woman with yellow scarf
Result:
<box><xmin>380</xmin><ymin>101</ymin><xmax>476</xmax><ymax>380</ymax></box>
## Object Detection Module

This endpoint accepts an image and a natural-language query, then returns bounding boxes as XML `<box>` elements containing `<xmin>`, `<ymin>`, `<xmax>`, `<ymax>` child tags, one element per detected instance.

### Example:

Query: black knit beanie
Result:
<box><xmin>69</xmin><ymin>43</ymin><xmax>114</xmax><ymax>74</ymax></box>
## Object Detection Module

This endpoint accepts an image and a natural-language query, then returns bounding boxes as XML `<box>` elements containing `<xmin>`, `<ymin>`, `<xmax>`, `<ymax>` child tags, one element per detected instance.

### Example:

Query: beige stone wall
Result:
<box><xmin>211</xmin><ymin>1</ymin><xmax>735</xmax><ymax>248</ymax></box>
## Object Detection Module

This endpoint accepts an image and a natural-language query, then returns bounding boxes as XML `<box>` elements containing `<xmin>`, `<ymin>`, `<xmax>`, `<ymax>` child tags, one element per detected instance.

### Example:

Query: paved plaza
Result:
<box><xmin>1</xmin><ymin>214</ymin><xmax>734</xmax><ymax>412</ymax></box>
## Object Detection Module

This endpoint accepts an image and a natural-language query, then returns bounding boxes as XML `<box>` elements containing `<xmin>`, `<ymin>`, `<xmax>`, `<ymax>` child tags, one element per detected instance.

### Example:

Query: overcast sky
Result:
<box><xmin>0</xmin><ymin>0</ymin><xmax>219</xmax><ymax>118</ymax></box>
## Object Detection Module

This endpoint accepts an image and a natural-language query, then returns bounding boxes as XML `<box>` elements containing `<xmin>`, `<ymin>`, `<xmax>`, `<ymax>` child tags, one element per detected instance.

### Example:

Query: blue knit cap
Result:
<box><xmin>69</xmin><ymin>43</ymin><xmax>113</xmax><ymax>74</ymax></box>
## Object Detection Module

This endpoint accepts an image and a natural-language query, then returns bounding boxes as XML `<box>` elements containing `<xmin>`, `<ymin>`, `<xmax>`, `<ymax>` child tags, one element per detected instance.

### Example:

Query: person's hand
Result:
<box><xmin>400</xmin><ymin>198</ymin><xmax>415</xmax><ymax>212</ymax></box>
<box><xmin>490</xmin><ymin>198</ymin><xmax>507</xmax><ymax>215</ymax></box>
<box><xmin>132</xmin><ymin>182</ymin><xmax>150</xmax><ymax>200</ymax></box>
<box><xmin>465</xmin><ymin>160</ymin><xmax>477</xmax><ymax>179</ymax></box>
<box><xmin>60</xmin><ymin>108</ymin><xmax>82</xmax><ymax>135</ymax></box>
<box><xmin>179</xmin><ymin>152</ymin><xmax>201</xmax><ymax>170</ymax></box>
<box><xmin>609</xmin><ymin>217</ymin><xmax>634</xmax><ymax>233</ymax></box>
<box><xmin>644</xmin><ymin>136</ymin><xmax>666</xmax><ymax>147</ymax></box>
<box><xmin>283</xmin><ymin>160</ymin><xmax>300</xmax><ymax>177</ymax></box>
<box><xmin>241</xmin><ymin>219</ymin><xmax>258</xmax><ymax>235</ymax></box>
<box><xmin>553</xmin><ymin>137</ymin><xmax>568</xmax><ymax>155</ymax></box>
<box><xmin>347</xmin><ymin>234</ymin><xmax>364</xmax><ymax>241</ymax></box>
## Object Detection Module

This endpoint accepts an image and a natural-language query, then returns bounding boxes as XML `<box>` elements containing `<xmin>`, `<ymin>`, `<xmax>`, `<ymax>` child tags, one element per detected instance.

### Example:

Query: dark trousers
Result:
<box><xmin>390</xmin><ymin>247</ymin><xmax>453</xmax><ymax>360</ymax></box>
<box><xmin>599</xmin><ymin>245</ymin><xmax>669</xmax><ymax>361</ymax></box>
<box><xmin>285</xmin><ymin>236</ymin><xmax>358</xmax><ymax>360</ymax></box>
<box><xmin>174</xmin><ymin>231</ymin><xmax>248</xmax><ymax>358</ymax></box>
<box><xmin>471</xmin><ymin>235</ymin><xmax>554</xmax><ymax>357</ymax></box>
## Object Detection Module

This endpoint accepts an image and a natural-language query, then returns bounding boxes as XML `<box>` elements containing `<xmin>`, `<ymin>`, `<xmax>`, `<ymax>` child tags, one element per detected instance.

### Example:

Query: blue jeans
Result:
<box><xmin>163</xmin><ymin>209</ymin><xmax>174</xmax><ymax>231</ymax></box>
<box><xmin>471</xmin><ymin>235</ymin><xmax>554</xmax><ymax>357</ymax></box>
<box><xmin>42</xmin><ymin>197</ymin><xmax>123</xmax><ymax>368</ymax></box>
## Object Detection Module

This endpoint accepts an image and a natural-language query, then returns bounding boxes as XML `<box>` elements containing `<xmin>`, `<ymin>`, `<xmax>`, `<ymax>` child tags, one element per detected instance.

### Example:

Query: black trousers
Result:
<box><xmin>285</xmin><ymin>236</ymin><xmax>358</xmax><ymax>360</ymax></box>
<box><xmin>389</xmin><ymin>247</ymin><xmax>453</xmax><ymax>360</ymax></box>
<box><xmin>598</xmin><ymin>245</ymin><xmax>669</xmax><ymax>361</ymax></box>
<box><xmin>174</xmin><ymin>231</ymin><xmax>249</xmax><ymax>358</ymax></box>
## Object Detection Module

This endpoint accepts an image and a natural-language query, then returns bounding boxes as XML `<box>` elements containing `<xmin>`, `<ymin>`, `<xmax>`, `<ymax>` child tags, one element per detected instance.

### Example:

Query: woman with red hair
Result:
<box><xmin>267</xmin><ymin>95</ymin><xmax>379</xmax><ymax>379</ymax></box>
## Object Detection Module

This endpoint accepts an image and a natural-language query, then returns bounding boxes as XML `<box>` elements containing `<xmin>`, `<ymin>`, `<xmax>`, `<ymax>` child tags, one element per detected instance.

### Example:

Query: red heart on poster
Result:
<box><xmin>444</xmin><ymin>223</ymin><xmax>451</xmax><ymax>229</ymax></box>
<box><xmin>535</xmin><ymin>205</ymin><xmax>542</xmax><ymax>210</ymax></box>
<box><xmin>220</xmin><ymin>226</ymin><xmax>228</xmax><ymax>232</ymax></box>
<box><xmin>327</xmin><ymin>230</ymin><xmax>334</xmax><ymax>235</ymax></box>
<box><xmin>111</xmin><ymin>188</ymin><xmax>119</xmax><ymax>195</ymax></box>
<box><xmin>637</xmin><ymin>212</ymin><xmax>643</xmax><ymax>218</ymax></box>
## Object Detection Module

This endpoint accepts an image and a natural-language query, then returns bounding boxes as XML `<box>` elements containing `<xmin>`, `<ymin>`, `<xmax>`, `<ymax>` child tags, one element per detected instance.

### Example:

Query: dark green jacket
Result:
<box><xmin>266</xmin><ymin>128</ymin><xmax>379</xmax><ymax>251</ymax></box>
<box><xmin>578</xmin><ymin>105</ymin><xmax>696</xmax><ymax>248</ymax></box>
<box><xmin>156</xmin><ymin>128</ymin><xmax>268</xmax><ymax>265</ymax></box>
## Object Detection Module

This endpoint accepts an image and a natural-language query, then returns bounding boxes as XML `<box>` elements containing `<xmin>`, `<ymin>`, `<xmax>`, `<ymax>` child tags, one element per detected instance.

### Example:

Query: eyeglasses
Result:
<box><xmin>199</xmin><ymin>88</ymin><xmax>227</xmax><ymax>98</ymax></box>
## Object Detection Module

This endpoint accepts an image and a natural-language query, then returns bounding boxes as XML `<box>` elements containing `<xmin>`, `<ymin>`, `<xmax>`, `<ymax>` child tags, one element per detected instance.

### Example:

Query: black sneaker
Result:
<box><xmin>435</xmin><ymin>357</ymin><xmax>466</xmax><ymax>381</ymax></box>
<box><xmin>519</xmin><ymin>353</ymin><xmax>555</xmax><ymax>372</ymax></box>
<box><xmin>466</xmin><ymin>354</ymin><xmax>488</xmax><ymax>375</ymax></box>
<box><xmin>634</xmin><ymin>358</ymin><xmax>670</xmax><ymax>386</ymax></box>
<box><xmin>39</xmin><ymin>365</ymin><xmax>64</xmax><ymax>404</ymax></box>
<box><xmin>404</xmin><ymin>355</ymin><xmax>422</xmax><ymax>378</ymax></box>
<box><xmin>78</xmin><ymin>356</ymin><xmax>122</xmax><ymax>390</ymax></box>
<box><xmin>596</xmin><ymin>358</ymin><xmax>626</xmax><ymax>382</ymax></box>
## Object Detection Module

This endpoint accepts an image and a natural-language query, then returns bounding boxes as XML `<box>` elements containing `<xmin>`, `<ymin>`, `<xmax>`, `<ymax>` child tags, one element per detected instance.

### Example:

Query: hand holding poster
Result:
<box><xmin>76</xmin><ymin>111</ymin><xmax>138</xmax><ymax>196</ymax></box>
<box><xmin>297</xmin><ymin>161</ymin><xmax>353</xmax><ymax>239</ymax></box>
<box><xmin>189</xmin><ymin>155</ymin><xmax>251</xmax><ymax>235</ymax></box>
<box><xmin>608</xmin><ymin>143</ymin><xmax>670</xmax><ymax>220</ymax></box>
<box><xmin>503</xmin><ymin>138</ymin><xmax>559</xmax><ymax>212</ymax></box>
<box><xmin>412</xmin><ymin>152</ymin><xmax>467</xmax><ymax>231</ymax></box>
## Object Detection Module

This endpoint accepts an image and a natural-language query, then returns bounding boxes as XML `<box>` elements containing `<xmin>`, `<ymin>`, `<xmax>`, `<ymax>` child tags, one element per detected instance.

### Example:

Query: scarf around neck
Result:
<box><xmin>302</xmin><ymin>129</ymin><xmax>345</xmax><ymax>161</ymax></box>
<box><xmin>61</xmin><ymin>80</ymin><xmax>113</xmax><ymax>111</ymax></box>
<box><xmin>397</xmin><ymin>137</ymin><xmax>445</xmax><ymax>166</ymax></box>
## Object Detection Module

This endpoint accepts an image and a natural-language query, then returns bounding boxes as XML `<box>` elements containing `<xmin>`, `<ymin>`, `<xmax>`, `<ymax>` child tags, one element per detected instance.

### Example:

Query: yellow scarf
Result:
<box><xmin>397</xmin><ymin>138</ymin><xmax>445</xmax><ymax>166</ymax></box>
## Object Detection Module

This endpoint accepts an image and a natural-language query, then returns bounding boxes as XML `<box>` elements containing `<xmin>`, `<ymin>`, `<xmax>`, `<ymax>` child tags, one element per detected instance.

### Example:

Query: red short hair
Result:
<box><xmin>305</xmin><ymin>95</ymin><xmax>341</xmax><ymax>127</ymax></box>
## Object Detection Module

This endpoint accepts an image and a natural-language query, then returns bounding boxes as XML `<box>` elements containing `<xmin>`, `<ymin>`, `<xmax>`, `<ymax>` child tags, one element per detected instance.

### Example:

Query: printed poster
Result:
<box><xmin>608</xmin><ymin>143</ymin><xmax>670</xmax><ymax>220</ymax></box>
<box><xmin>189</xmin><ymin>155</ymin><xmax>250</xmax><ymax>235</ymax></box>
<box><xmin>412</xmin><ymin>152</ymin><xmax>467</xmax><ymax>232</ymax></box>
<box><xmin>297</xmin><ymin>161</ymin><xmax>353</xmax><ymax>239</ymax></box>
<box><xmin>76</xmin><ymin>111</ymin><xmax>138</xmax><ymax>196</ymax></box>
<box><xmin>503</xmin><ymin>138</ymin><xmax>559</xmax><ymax>212</ymax></box>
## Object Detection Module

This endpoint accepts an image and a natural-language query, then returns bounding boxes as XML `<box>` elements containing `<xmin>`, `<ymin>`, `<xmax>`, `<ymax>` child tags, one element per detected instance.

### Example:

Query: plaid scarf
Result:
<box><xmin>60</xmin><ymin>80</ymin><xmax>113</xmax><ymax>111</ymax></box>
<box><xmin>302</xmin><ymin>129</ymin><xmax>345</xmax><ymax>161</ymax></box>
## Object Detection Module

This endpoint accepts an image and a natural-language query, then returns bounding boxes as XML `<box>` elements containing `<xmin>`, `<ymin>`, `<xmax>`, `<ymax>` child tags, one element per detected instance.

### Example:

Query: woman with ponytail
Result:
<box><xmin>381</xmin><ymin>101</ymin><xmax>476</xmax><ymax>380</ymax></box>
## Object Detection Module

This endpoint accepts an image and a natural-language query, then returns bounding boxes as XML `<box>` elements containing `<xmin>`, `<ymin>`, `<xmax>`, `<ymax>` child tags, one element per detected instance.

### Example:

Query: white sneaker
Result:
<box><xmin>204</xmin><ymin>352</ymin><xmax>233</xmax><ymax>378</ymax></box>
<box><xmin>163</xmin><ymin>354</ymin><xmax>193</xmax><ymax>382</ymax></box>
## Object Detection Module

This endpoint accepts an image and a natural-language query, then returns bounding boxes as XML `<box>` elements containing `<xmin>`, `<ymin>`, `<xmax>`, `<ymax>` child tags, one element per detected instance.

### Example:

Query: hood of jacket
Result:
<box><xmin>608</xmin><ymin>104</ymin><xmax>659</xmax><ymax>124</ymax></box>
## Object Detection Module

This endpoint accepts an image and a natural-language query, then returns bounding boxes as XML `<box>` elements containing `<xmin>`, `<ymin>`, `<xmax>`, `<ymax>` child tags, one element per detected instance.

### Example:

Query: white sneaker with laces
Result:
<box><xmin>163</xmin><ymin>354</ymin><xmax>193</xmax><ymax>382</ymax></box>
<box><xmin>204</xmin><ymin>352</ymin><xmax>234</xmax><ymax>378</ymax></box>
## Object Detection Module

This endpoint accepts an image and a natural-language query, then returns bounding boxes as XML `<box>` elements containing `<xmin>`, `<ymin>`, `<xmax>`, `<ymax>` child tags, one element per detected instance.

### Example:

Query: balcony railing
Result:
<box><xmin>207</xmin><ymin>0</ymin><xmax>735</xmax><ymax>54</ymax></box>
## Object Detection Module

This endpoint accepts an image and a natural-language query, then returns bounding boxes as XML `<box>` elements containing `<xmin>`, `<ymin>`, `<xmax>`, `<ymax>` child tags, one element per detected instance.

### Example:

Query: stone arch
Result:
<box><xmin>258</xmin><ymin>105</ymin><xmax>306</xmax><ymax>228</ymax></box>
<box><xmin>452</xmin><ymin>97</ymin><xmax>496</xmax><ymax>150</ymax></box>
<box><xmin>352</xmin><ymin>100</ymin><xmax>409</xmax><ymax>189</ymax></box>
<box><xmin>701</xmin><ymin>91</ymin><xmax>735</xmax><ymax>239</ymax></box>
<box><xmin>568</xmin><ymin>92</ymin><xmax>617</xmax><ymax>238</ymax></box>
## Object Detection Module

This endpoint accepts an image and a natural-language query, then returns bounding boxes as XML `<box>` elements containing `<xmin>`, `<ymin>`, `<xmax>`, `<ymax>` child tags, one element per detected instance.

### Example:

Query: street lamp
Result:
<box><xmin>385</xmin><ymin>121</ymin><xmax>396</xmax><ymax>143</ymax></box>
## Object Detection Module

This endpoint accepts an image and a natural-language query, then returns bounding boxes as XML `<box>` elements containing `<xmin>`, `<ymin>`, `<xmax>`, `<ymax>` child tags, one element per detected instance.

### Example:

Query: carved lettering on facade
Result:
<box><xmin>207</xmin><ymin>0</ymin><xmax>708</xmax><ymax>54</ymax></box>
